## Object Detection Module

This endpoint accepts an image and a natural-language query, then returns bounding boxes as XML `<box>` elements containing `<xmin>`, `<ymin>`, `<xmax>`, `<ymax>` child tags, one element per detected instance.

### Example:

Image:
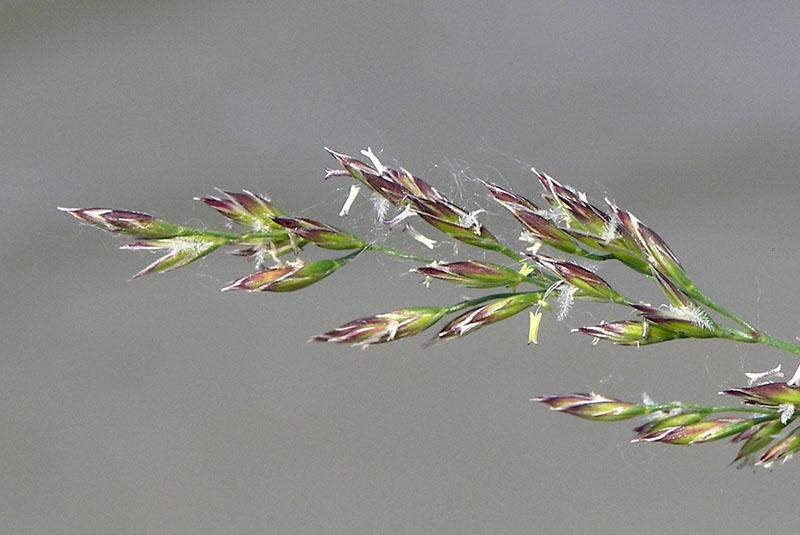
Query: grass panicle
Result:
<box><xmin>61</xmin><ymin>147</ymin><xmax>800</xmax><ymax>468</ymax></box>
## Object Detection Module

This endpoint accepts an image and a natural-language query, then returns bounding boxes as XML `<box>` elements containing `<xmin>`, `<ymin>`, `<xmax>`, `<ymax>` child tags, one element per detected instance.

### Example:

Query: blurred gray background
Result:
<box><xmin>3</xmin><ymin>1</ymin><xmax>800</xmax><ymax>533</ymax></box>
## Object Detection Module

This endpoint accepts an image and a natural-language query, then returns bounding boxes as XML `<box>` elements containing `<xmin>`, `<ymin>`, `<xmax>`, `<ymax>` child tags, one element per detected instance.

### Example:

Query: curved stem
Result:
<box><xmin>684</xmin><ymin>285</ymin><xmax>758</xmax><ymax>334</ymax></box>
<box><xmin>497</xmin><ymin>245</ymin><xmax>525</xmax><ymax>263</ymax></box>
<box><xmin>683</xmin><ymin>286</ymin><xmax>800</xmax><ymax>358</ymax></box>
<box><xmin>366</xmin><ymin>244</ymin><xmax>434</xmax><ymax>264</ymax></box>
<box><xmin>758</xmin><ymin>333</ymin><xmax>800</xmax><ymax>357</ymax></box>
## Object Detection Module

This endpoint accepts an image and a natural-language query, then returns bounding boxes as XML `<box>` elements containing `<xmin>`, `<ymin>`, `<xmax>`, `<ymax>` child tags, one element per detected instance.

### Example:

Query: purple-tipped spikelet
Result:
<box><xmin>532</xmin><ymin>169</ymin><xmax>611</xmax><ymax>237</ymax></box>
<box><xmin>324</xmin><ymin>148</ymin><xmax>375</xmax><ymax>182</ymax></box>
<box><xmin>272</xmin><ymin>217</ymin><xmax>366</xmax><ymax>250</ymax></box>
<box><xmin>627</xmin><ymin>264</ymin><xmax>713</xmax><ymax>340</ymax></box>
<box><xmin>403</xmin><ymin>196</ymin><xmax>466</xmax><ymax>225</ymax></box>
<box><xmin>756</xmin><ymin>427</ymin><xmax>800</xmax><ymax>466</ymax></box>
<box><xmin>325</xmin><ymin>149</ymin><xmax>514</xmax><ymax>256</ymax></box>
<box><xmin>222</xmin><ymin>254</ymin><xmax>355</xmax><ymax>293</ymax></box>
<box><xmin>398</xmin><ymin>195</ymin><xmax>510</xmax><ymax>253</ymax></box>
<box><xmin>198</xmin><ymin>190</ymin><xmax>285</xmax><ymax>231</ymax></box>
<box><xmin>121</xmin><ymin>236</ymin><xmax>227</xmax><ymax>278</ymax></box>
<box><xmin>483</xmin><ymin>180</ymin><xmax>586</xmax><ymax>256</ymax></box>
<box><xmin>229</xmin><ymin>239</ymin><xmax>300</xmax><ymax>262</ymax></box>
<box><xmin>324</xmin><ymin>148</ymin><xmax>408</xmax><ymax>205</ymax></box>
<box><xmin>412</xmin><ymin>261</ymin><xmax>531</xmax><ymax>289</ymax></box>
<box><xmin>534</xmin><ymin>393</ymin><xmax>647</xmax><ymax>422</ymax></box>
<box><xmin>384</xmin><ymin>166</ymin><xmax>447</xmax><ymax>203</ymax></box>
<box><xmin>504</xmin><ymin>169</ymin><xmax>648</xmax><ymax>269</ymax></box>
<box><xmin>610</xmin><ymin>204</ymin><xmax>692</xmax><ymax>289</ymax></box>
<box><xmin>325</xmin><ymin>147</ymin><xmax>446</xmax><ymax>204</ymax></box>
<box><xmin>722</xmin><ymin>383</ymin><xmax>800</xmax><ymax>407</ymax></box>
<box><xmin>630</xmin><ymin>304</ymin><xmax>715</xmax><ymax>339</ymax></box>
<box><xmin>633</xmin><ymin>417</ymin><xmax>760</xmax><ymax>445</ymax></box>
<box><xmin>312</xmin><ymin>307</ymin><xmax>449</xmax><ymax>347</ymax></box>
<box><xmin>733</xmin><ymin>419</ymin><xmax>785</xmax><ymax>463</ymax></box>
<box><xmin>482</xmin><ymin>180</ymin><xmax>538</xmax><ymax>212</ymax></box>
<box><xmin>574</xmin><ymin>320</ymin><xmax>683</xmax><ymax>346</ymax></box>
<box><xmin>58</xmin><ymin>207</ymin><xmax>182</xmax><ymax>238</ymax></box>
<box><xmin>415</xmin><ymin>211</ymin><xmax>507</xmax><ymax>253</ymax></box>
<box><xmin>529</xmin><ymin>254</ymin><xmax>625</xmax><ymax>303</ymax></box>
<box><xmin>634</xmin><ymin>412</ymin><xmax>706</xmax><ymax>435</ymax></box>
<box><xmin>436</xmin><ymin>292</ymin><xmax>541</xmax><ymax>342</ymax></box>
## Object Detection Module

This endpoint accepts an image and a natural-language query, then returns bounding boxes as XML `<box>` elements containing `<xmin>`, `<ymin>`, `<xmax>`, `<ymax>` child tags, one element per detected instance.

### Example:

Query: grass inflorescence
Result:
<box><xmin>61</xmin><ymin>147</ymin><xmax>800</xmax><ymax>467</ymax></box>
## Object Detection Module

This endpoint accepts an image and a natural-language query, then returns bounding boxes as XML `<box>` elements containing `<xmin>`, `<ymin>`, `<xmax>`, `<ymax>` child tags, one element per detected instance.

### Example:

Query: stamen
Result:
<box><xmin>404</xmin><ymin>224</ymin><xmax>436</xmax><ymax>249</ymax></box>
<box><xmin>360</xmin><ymin>147</ymin><xmax>387</xmax><ymax>175</ymax></box>
<box><xmin>339</xmin><ymin>184</ymin><xmax>361</xmax><ymax>217</ymax></box>
<box><xmin>528</xmin><ymin>311</ymin><xmax>543</xmax><ymax>345</ymax></box>
<box><xmin>744</xmin><ymin>364</ymin><xmax>783</xmax><ymax>386</ymax></box>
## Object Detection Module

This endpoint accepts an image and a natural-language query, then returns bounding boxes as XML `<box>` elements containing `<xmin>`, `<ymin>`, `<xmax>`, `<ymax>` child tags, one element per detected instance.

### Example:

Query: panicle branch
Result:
<box><xmin>534</xmin><ymin>382</ymin><xmax>800</xmax><ymax>467</ymax></box>
<box><xmin>533</xmin><ymin>383</ymin><xmax>800</xmax><ymax>466</ymax></box>
<box><xmin>60</xmin><ymin>146</ymin><xmax>800</xmax><ymax>353</ymax></box>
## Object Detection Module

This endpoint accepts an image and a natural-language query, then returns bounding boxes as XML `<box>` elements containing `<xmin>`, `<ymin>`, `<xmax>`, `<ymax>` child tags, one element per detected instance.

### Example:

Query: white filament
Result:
<box><xmin>360</xmin><ymin>147</ymin><xmax>387</xmax><ymax>175</ymax></box>
<box><xmin>744</xmin><ymin>364</ymin><xmax>783</xmax><ymax>386</ymax></box>
<box><xmin>405</xmin><ymin>224</ymin><xmax>436</xmax><ymax>249</ymax></box>
<box><xmin>339</xmin><ymin>184</ymin><xmax>361</xmax><ymax>217</ymax></box>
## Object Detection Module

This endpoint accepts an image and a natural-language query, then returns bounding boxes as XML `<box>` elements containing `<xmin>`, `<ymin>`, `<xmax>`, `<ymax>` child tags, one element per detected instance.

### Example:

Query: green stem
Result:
<box><xmin>497</xmin><ymin>245</ymin><xmax>525</xmax><ymax>263</ymax></box>
<box><xmin>683</xmin><ymin>285</ymin><xmax>757</xmax><ymax>334</ymax></box>
<box><xmin>716</xmin><ymin>328</ymin><xmax>758</xmax><ymax>344</ymax></box>
<box><xmin>758</xmin><ymin>333</ymin><xmax>800</xmax><ymax>357</ymax></box>
<box><xmin>337</xmin><ymin>246</ymin><xmax>371</xmax><ymax>263</ymax></box>
<box><xmin>366</xmin><ymin>244</ymin><xmax>434</xmax><ymax>264</ymax></box>
<box><xmin>601</xmin><ymin>275</ymin><xmax>800</xmax><ymax>357</ymax></box>
<box><xmin>684</xmin><ymin>286</ymin><xmax>800</xmax><ymax>357</ymax></box>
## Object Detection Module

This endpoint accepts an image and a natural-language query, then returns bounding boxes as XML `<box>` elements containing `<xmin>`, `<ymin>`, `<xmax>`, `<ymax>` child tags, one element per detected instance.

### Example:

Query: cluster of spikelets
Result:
<box><xmin>60</xmin><ymin>147</ymin><xmax>800</xmax><ymax>466</ymax></box>
<box><xmin>59</xmin><ymin>147</ymin><xmax>756</xmax><ymax>348</ymax></box>
<box><xmin>536</xmin><ymin>382</ymin><xmax>800</xmax><ymax>467</ymax></box>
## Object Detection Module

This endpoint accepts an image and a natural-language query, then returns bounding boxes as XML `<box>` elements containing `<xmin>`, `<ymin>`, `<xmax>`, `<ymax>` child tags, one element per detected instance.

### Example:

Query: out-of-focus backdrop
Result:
<box><xmin>3</xmin><ymin>2</ymin><xmax>800</xmax><ymax>533</ymax></box>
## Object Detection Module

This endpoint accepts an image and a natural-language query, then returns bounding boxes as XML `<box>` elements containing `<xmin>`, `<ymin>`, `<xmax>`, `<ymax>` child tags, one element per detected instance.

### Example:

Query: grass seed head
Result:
<box><xmin>757</xmin><ymin>427</ymin><xmax>800</xmax><ymax>466</ymax></box>
<box><xmin>574</xmin><ymin>320</ymin><xmax>682</xmax><ymax>346</ymax></box>
<box><xmin>532</xmin><ymin>169</ymin><xmax>610</xmax><ymax>237</ymax></box>
<box><xmin>633</xmin><ymin>417</ymin><xmax>758</xmax><ymax>445</ymax></box>
<box><xmin>533</xmin><ymin>393</ymin><xmax>647</xmax><ymax>422</ymax></box>
<box><xmin>198</xmin><ymin>190</ymin><xmax>285</xmax><ymax>232</ymax></box>
<box><xmin>722</xmin><ymin>383</ymin><xmax>800</xmax><ymax>407</ymax></box>
<box><xmin>436</xmin><ymin>293</ymin><xmax>541</xmax><ymax>342</ymax></box>
<box><xmin>58</xmin><ymin>207</ymin><xmax>182</xmax><ymax>238</ymax></box>
<box><xmin>222</xmin><ymin>249</ymin><xmax>362</xmax><ymax>292</ymax></box>
<box><xmin>121</xmin><ymin>236</ymin><xmax>226</xmax><ymax>278</ymax></box>
<box><xmin>529</xmin><ymin>254</ymin><xmax>625</xmax><ymax>303</ymax></box>
<box><xmin>272</xmin><ymin>217</ymin><xmax>366</xmax><ymax>250</ymax></box>
<box><xmin>734</xmin><ymin>419</ymin><xmax>786</xmax><ymax>463</ymax></box>
<box><xmin>312</xmin><ymin>307</ymin><xmax>449</xmax><ymax>347</ymax></box>
<box><xmin>412</xmin><ymin>261</ymin><xmax>529</xmax><ymax>289</ymax></box>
